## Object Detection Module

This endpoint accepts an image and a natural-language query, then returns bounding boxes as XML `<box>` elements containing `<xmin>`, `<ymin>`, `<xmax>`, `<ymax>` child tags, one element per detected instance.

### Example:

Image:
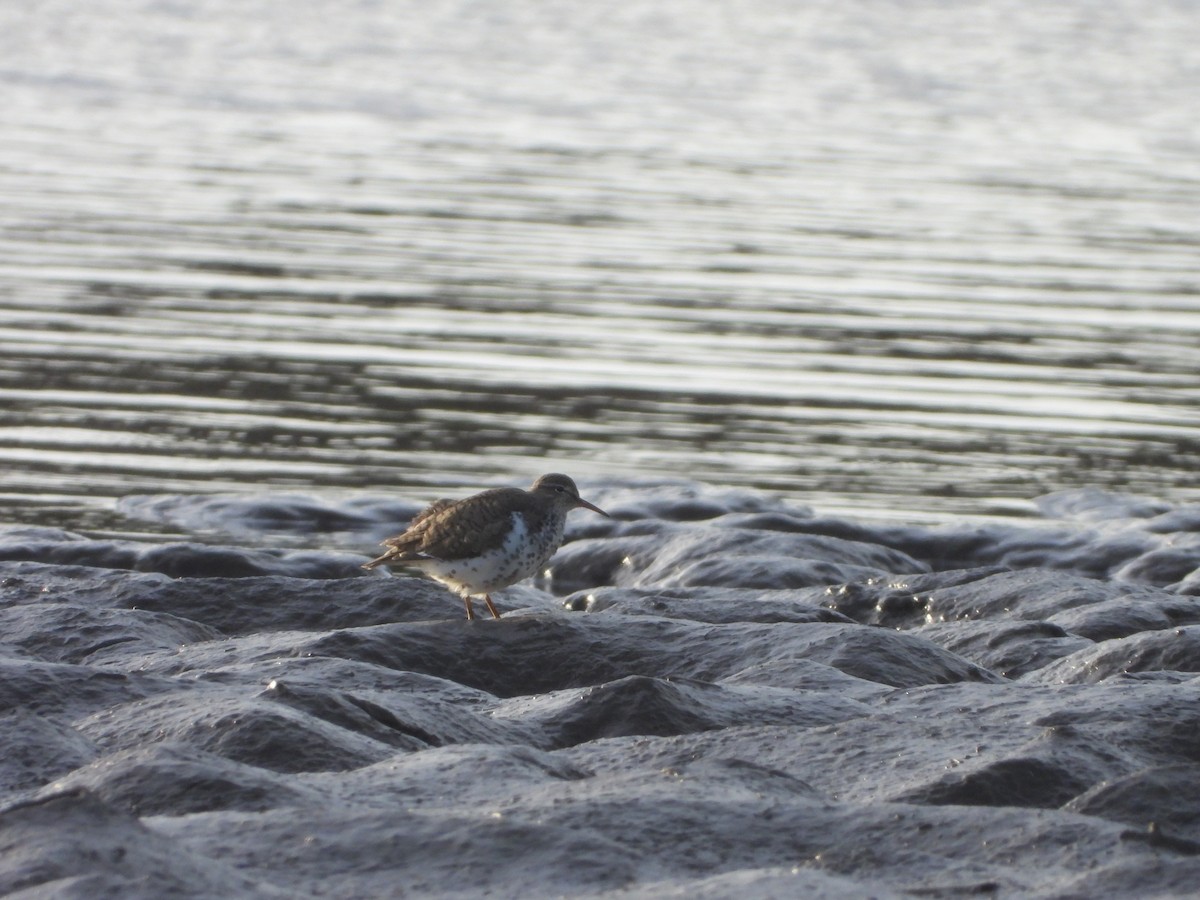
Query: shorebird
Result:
<box><xmin>362</xmin><ymin>473</ymin><xmax>609</xmax><ymax>620</ymax></box>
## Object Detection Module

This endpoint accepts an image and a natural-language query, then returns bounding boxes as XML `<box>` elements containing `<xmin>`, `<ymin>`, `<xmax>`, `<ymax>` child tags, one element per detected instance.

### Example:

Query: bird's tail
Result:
<box><xmin>362</xmin><ymin>531</ymin><xmax>425</xmax><ymax>570</ymax></box>
<box><xmin>361</xmin><ymin>551</ymin><xmax>395</xmax><ymax>570</ymax></box>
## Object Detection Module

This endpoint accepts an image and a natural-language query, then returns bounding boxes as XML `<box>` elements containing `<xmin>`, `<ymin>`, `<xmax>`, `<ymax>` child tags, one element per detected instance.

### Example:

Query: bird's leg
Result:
<box><xmin>463</xmin><ymin>596</ymin><xmax>476</xmax><ymax>620</ymax></box>
<box><xmin>483</xmin><ymin>594</ymin><xmax>501</xmax><ymax>619</ymax></box>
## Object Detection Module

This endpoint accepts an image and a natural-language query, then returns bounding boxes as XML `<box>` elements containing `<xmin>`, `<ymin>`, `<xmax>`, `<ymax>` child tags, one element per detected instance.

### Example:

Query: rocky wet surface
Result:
<box><xmin>3</xmin><ymin>484</ymin><xmax>1200</xmax><ymax>897</ymax></box>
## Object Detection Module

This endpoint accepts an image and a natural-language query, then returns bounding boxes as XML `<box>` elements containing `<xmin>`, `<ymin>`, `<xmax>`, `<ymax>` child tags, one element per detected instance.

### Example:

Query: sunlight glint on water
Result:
<box><xmin>0</xmin><ymin>0</ymin><xmax>1198</xmax><ymax>535</ymax></box>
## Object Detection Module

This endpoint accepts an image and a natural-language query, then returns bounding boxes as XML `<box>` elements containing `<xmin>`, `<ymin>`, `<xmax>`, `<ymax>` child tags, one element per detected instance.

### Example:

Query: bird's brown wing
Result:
<box><xmin>360</xmin><ymin>498</ymin><xmax>455</xmax><ymax>569</ymax></box>
<box><xmin>415</xmin><ymin>488</ymin><xmax>529</xmax><ymax>560</ymax></box>
<box><xmin>400</xmin><ymin>498</ymin><xmax>456</xmax><ymax>534</ymax></box>
<box><xmin>361</xmin><ymin>489</ymin><xmax>530</xmax><ymax>569</ymax></box>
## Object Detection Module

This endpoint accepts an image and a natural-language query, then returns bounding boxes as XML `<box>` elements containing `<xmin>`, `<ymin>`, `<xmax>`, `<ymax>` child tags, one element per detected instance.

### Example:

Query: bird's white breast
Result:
<box><xmin>420</xmin><ymin>512</ymin><xmax>562</xmax><ymax>596</ymax></box>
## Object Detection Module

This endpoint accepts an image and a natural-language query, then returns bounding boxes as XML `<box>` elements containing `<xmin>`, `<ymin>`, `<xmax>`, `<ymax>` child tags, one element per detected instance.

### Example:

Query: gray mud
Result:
<box><xmin>4</xmin><ymin>484</ymin><xmax>1200</xmax><ymax>896</ymax></box>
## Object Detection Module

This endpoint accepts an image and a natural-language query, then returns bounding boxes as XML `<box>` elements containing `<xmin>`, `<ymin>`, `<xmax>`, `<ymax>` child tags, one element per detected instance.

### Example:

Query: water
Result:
<box><xmin>2</xmin><ymin>0</ymin><xmax>1199</xmax><ymax>540</ymax></box>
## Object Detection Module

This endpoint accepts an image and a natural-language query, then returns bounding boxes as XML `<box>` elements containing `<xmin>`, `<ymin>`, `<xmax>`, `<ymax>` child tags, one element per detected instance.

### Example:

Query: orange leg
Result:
<box><xmin>483</xmin><ymin>594</ymin><xmax>502</xmax><ymax>619</ymax></box>
<box><xmin>463</xmin><ymin>596</ymin><xmax>476</xmax><ymax>620</ymax></box>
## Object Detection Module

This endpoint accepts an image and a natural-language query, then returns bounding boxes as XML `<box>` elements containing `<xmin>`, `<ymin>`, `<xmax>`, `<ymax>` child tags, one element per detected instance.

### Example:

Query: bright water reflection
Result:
<box><xmin>1</xmin><ymin>0</ymin><xmax>1198</xmax><ymax>535</ymax></box>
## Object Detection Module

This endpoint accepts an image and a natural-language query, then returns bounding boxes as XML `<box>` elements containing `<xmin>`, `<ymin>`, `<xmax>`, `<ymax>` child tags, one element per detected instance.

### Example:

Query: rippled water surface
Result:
<box><xmin>2</xmin><ymin>0</ymin><xmax>1199</xmax><ymax>537</ymax></box>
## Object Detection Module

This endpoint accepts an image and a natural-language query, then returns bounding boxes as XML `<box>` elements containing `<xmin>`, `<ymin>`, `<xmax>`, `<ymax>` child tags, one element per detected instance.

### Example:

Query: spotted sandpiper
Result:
<box><xmin>362</xmin><ymin>473</ymin><xmax>609</xmax><ymax>620</ymax></box>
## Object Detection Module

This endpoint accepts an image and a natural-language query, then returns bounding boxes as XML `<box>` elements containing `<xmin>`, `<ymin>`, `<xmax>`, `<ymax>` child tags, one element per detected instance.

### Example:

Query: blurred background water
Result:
<box><xmin>1</xmin><ymin>0</ymin><xmax>1198</xmax><ymax>538</ymax></box>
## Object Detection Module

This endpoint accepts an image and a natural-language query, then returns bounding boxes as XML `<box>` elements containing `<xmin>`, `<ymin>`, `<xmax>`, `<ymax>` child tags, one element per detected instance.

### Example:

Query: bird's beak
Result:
<box><xmin>576</xmin><ymin>497</ymin><xmax>610</xmax><ymax>517</ymax></box>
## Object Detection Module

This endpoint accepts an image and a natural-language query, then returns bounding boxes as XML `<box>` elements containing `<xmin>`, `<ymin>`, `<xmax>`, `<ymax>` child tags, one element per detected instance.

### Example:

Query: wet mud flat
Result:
<box><xmin>3</xmin><ymin>481</ymin><xmax>1200</xmax><ymax>897</ymax></box>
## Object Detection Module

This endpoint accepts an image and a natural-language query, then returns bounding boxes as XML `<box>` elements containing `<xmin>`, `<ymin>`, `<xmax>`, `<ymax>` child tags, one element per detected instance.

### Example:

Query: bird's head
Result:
<box><xmin>530</xmin><ymin>473</ymin><xmax>609</xmax><ymax>517</ymax></box>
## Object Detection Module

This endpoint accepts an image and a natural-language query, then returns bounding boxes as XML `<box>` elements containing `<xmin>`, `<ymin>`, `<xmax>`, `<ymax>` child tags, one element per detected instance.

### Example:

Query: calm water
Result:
<box><xmin>2</xmin><ymin>0</ymin><xmax>1199</xmax><ymax>537</ymax></box>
